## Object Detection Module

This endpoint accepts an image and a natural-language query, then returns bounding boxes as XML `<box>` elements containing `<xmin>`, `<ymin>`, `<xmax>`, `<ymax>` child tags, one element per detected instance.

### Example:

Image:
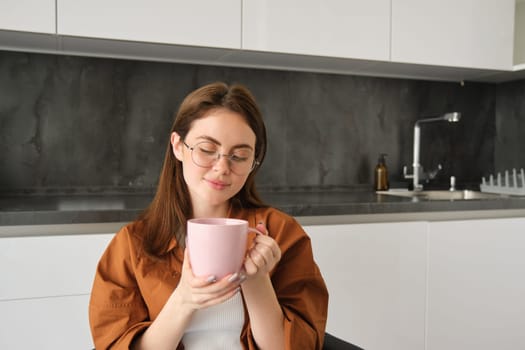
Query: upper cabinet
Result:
<box><xmin>515</xmin><ymin>0</ymin><xmax>525</xmax><ymax>67</ymax></box>
<box><xmin>57</xmin><ymin>0</ymin><xmax>241</xmax><ymax>49</ymax></box>
<box><xmin>242</xmin><ymin>0</ymin><xmax>391</xmax><ymax>61</ymax></box>
<box><xmin>391</xmin><ymin>0</ymin><xmax>515</xmax><ymax>70</ymax></box>
<box><xmin>0</xmin><ymin>0</ymin><xmax>522</xmax><ymax>81</ymax></box>
<box><xmin>0</xmin><ymin>0</ymin><xmax>55</xmax><ymax>34</ymax></box>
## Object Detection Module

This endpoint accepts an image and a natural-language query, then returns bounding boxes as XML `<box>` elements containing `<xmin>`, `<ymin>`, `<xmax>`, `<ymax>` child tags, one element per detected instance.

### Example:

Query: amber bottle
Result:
<box><xmin>374</xmin><ymin>154</ymin><xmax>389</xmax><ymax>191</ymax></box>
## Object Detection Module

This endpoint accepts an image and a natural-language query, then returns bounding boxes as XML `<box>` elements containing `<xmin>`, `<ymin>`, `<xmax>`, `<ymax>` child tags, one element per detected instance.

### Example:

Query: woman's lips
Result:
<box><xmin>206</xmin><ymin>178</ymin><xmax>230</xmax><ymax>190</ymax></box>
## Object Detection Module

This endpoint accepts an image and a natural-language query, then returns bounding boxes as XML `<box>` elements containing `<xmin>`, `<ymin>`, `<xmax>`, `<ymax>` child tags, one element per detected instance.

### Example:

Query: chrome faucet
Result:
<box><xmin>403</xmin><ymin>112</ymin><xmax>461</xmax><ymax>191</ymax></box>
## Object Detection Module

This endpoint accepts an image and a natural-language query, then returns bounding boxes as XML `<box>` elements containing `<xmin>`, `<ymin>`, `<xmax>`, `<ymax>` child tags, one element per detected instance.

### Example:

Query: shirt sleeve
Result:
<box><xmin>88</xmin><ymin>226</ymin><xmax>151</xmax><ymax>350</ymax></box>
<box><xmin>242</xmin><ymin>210</ymin><xmax>329</xmax><ymax>350</ymax></box>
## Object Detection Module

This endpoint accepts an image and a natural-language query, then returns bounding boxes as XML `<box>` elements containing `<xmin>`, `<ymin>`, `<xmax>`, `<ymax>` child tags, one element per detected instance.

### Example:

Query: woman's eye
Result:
<box><xmin>199</xmin><ymin>147</ymin><xmax>217</xmax><ymax>155</ymax></box>
<box><xmin>230</xmin><ymin>155</ymin><xmax>248</xmax><ymax>162</ymax></box>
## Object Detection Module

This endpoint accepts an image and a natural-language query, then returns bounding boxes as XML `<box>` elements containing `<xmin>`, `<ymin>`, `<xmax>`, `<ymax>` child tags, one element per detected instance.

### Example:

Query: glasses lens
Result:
<box><xmin>191</xmin><ymin>141</ymin><xmax>255</xmax><ymax>175</ymax></box>
<box><xmin>229</xmin><ymin>149</ymin><xmax>254</xmax><ymax>175</ymax></box>
<box><xmin>191</xmin><ymin>142</ymin><xmax>217</xmax><ymax>167</ymax></box>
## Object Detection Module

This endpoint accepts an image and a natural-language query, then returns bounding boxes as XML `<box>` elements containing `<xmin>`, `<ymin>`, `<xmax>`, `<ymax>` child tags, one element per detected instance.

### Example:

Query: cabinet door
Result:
<box><xmin>305</xmin><ymin>222</ymin><xmax>428</xmax><ymax>350</ymax></box>
<box><xmin>0</xmin><ymin>295</ymin><xmax>93</xmax><ymax>350</ymax></box>
<box><xmin>391</xmin><ymin>0</ymin><xmax>515</xmax><ymax>70</ymax></box>
<box><xmin>243</xmin><ymin>0</ymin><xmax>390</xmax><ymax>61</ymax></box>
<box><xmin>0</xmin><ymin>233</ymin><xmax>113</xmax><ymax>300</ymax></box>
<box><xmin>57</xmin><ymin>0</ymin><xmax>241</xmax><ymax>49</ymax></box>
<box><xmin>0</xmin><ymin>0</ymin><xmax>55</xmax><ymax>34</ymax></box>
<box><xmin>427</xmin><ymin>218</ymin><xmax>525</xmax><ymax>350</ymax></box>
<box><xmin>0</xmin><ymin>232</ymin><xmax>114</xmax><ymax>350</ymax></box>
<box><xmin>515</xmin><ymin>0</ymin><xmax>525</xmax><ymax>66</ymax></box>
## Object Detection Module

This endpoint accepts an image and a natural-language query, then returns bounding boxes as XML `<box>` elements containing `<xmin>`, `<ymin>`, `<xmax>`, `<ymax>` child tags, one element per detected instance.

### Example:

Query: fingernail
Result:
<box><xmin>207</xmin><ymin>275</ymin><xmax>217</xmax><ymax>283</ymax></box>
<box><xmin>227</xmin><ymin>273</ymin><xmax>239</xmax><ymax>282</ymax></box>
<box><xmin>239</xmin><ymin>274</ymin><xmax>247</xmax><ymax>283</ymax></box>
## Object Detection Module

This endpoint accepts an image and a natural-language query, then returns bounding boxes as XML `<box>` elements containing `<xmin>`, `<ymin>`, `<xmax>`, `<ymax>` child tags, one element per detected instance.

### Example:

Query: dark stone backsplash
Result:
<box><xmin>0</xmin><ymin>50</ymin><xmax>523</xmax><ymax>193</ymax></box>
<box><xmin>495</xmin><ymin>79</ymin><xmax>525</xmax><ymax>173</ymax></box>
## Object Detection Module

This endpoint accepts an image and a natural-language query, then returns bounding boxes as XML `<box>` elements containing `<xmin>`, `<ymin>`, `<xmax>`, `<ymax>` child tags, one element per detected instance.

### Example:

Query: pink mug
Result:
<box><xmin>187</xmin><ymin>218</ymin><xmax>262</xmax><ymax>279</ymax></box>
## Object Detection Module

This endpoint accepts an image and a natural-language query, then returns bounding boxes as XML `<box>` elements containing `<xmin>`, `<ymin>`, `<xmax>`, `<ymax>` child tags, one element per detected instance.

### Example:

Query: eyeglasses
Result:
<box><xmin>182</xmin><ymin>140</ymin><xmax>259</xmax><ymax>175</ymax></box>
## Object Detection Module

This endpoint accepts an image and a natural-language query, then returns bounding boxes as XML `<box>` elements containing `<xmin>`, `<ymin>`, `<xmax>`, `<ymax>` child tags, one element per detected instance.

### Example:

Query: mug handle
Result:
<box><xmin>248</xmin><ymin>227</ymin><xmax>266</xmax><ymax>236</ymax></box>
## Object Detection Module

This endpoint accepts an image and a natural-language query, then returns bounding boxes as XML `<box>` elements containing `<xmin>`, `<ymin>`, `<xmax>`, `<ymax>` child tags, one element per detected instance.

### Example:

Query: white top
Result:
<box><xmin>182</xmin><ymin>293</ymin><xmax>244</xmax><ymax>349</ymax></box>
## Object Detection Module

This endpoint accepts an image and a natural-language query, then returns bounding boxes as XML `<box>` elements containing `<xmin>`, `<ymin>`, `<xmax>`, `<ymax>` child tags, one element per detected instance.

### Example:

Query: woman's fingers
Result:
<box><xmin>249</xmin><ymin>246</ymin><xmax>268</xmax><ymax>268</ymax></box>
<box><xmin>255</xmin><ymin>222</ymin><xmax>268</xmax><ymax>235</ymax></box>
<box><xmin>254</xmin><ymin>234</ymin><xmax>281</xmax><ymax>256</ymax></box>
<box><xmin>178</xmin><ymin>249</ymin><xmax>243</xmax><ymax>310</ymax></box>
<box><xmin>243</xmin><ymin>235</ymin><xmax>281</xmax><ymax>277</ymax></box>
<box><xmin>190</xmin><ymin>273</ymin><xmax>243</xmax><ymax>307</ymax></box>
<box><xmin>252</xmin><ymin>235</ymin><xmax>281</xmax><ymax>264</ymax></box>
<box><xmin>245</xmin><ymin>223</ymin><xmax>280</xmax><ymax>273</ymax></box>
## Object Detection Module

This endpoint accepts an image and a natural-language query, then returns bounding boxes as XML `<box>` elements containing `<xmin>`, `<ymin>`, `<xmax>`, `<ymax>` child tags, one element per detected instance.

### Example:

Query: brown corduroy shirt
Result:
<box><xmin>89</xmin><ymin>206</ymin><xmax>329</xmax><ymax>349</ymax></box>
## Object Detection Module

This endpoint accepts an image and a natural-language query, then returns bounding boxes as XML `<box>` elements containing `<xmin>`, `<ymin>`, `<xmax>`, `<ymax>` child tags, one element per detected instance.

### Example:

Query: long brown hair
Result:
<box><xmin>138</xmin><ymin>82</ymin><xmax>268</xmax><ymax>258</ymax></box>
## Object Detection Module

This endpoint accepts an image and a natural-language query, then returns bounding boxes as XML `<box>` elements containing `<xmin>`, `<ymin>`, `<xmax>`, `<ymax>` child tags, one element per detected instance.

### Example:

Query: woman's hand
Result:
<box><xmin>243</xmin><ymin>223</ymin><xmax>281</xmax><ymax>279</ymax></box>
<box><xmin>239</xmin><ymin>223</ymin><xmax>285</xmax><ymax>349</ymax></box>
<box><xmin>171</xmin><ymin>249</ymin><xmax>243</xmax><ymax>313</ymax></box>
<box><xmin>132</xmin><ymin>249</ymin><xmax>244</xmax><ymax>350</ymax></box>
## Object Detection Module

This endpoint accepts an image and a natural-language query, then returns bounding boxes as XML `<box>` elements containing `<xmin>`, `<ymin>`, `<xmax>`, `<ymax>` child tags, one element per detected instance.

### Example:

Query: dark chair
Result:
<box><xmin>93</xmin><ymin>332</ymin><xmax>362</xmax><ymax>350</ymax></box>
<box><xmin>323</xmin><ymin>332</ymin><xmax>364</xmax><ymax>350</ymax></box>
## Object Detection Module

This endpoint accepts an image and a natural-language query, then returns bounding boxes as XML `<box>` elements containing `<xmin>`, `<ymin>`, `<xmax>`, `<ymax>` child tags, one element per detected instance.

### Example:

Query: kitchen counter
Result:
<box><xmin>2</xmin><ymin>187</ymin><xmax>525</xmax><ymax>229</ymax></box>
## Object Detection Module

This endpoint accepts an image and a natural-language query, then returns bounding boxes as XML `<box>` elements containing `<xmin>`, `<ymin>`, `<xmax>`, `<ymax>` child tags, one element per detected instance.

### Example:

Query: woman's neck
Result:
<box><xmin>192</xmin><ymin>201</ymin><xmax>231</xmax><ymax>219</ymax></box>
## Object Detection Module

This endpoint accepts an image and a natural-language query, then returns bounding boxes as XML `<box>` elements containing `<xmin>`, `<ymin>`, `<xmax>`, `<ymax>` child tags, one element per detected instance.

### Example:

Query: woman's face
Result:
<box><xmin>172</xmin><ymin>108</ymin><xmax>256</xmax><ymax>213</ymax></box>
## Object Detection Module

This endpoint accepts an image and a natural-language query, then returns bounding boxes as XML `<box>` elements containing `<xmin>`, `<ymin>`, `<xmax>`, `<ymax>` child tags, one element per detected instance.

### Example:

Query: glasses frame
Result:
<box><xmin>182</xmin><ymin>140</ymin><xmax>259</xmax><ymax>175</ymax></box>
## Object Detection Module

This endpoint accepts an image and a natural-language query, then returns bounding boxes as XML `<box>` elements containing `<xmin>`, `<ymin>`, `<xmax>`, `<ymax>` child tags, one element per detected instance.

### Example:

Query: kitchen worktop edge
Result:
<box><xmin>1</xmin><ymin>188</ymin><xmax>525</xmax><ymax>229</ymax></box>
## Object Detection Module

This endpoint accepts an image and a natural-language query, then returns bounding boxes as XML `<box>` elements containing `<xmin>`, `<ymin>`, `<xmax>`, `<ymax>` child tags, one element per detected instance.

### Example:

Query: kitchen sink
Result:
<box><xmin>376</xmin><ymin>189</ymin><xmax>508</xmax><ymax>201</ymax></box>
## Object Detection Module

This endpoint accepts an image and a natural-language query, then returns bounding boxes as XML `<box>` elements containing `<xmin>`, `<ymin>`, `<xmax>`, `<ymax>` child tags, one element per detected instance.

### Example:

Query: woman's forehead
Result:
<box><xmin>188</xmin><ymin>109</ymin><xmax>256</xmax><ymax>146</ymax></box>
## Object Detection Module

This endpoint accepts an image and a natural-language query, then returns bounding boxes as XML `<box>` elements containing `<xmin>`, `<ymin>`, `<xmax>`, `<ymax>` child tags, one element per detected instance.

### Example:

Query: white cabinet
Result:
<box><xmin>57</xmin><ymin>0</ymin><xmax>241</xmax><ymax>49</ymax></box>
<box><xmin>515</xmin><ymin>0</ymin><xmax>525</xmax><ymax>67</ymax></box>
<box><xmin>391</xmin><ymin>0</ymin><xmax>515</xmax><ymax>70</ymax></box>
<box><xmin>0</xmin><ymin>0</ymin><xmax>55</xmax><ymax>34</ymax></box>
<box><xmin>242</xmin><ymin>0</ymin><xmax>391</xmax><ymax>61</ymax></box>
<box><xmin>0</xmin><ymin>0</ymin><xmax>520</xmax><ymax>81</ymax></box>
<box><xmin>305</xmin><ymin>222</ymin><xmax>428</xmax><ymax>350</ymax></box>
<box><xmin>0</xmin><ymin>295</ymin><xmax>92</xmax><ymax>350</ymax></box>
<box><xmin>1</xmin><ymin>216</ymin><xmax>523</xmax><ymax>349</ymax></box>
<box><xmin>242</xmin><ymin>0</ymin><xmax>515</xmax><ymax>70</ymax></box>
<box><xmin>0</xmin><ymin>234</ymin><xmax>113</xmax><ymax>300</ymax></box>
<box><xmin>0</xmin><ymin>232</ymin><xmax>114</xmax><ymax>350</ymax></box>
<box><xmin>305</xmin><ymin>216</ymin><xmax>525</xmax><ymax>350</ymax></box>
<box><xmin>426</xmin><ymin>218</ymin><xmax>525</xmax><ymax>350</ymax></box>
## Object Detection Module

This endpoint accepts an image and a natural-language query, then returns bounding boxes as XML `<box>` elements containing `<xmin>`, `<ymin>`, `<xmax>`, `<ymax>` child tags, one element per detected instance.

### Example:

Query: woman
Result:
<box><xmin>89</xmin><ymin>82</ymin><xmax>329</xmax><ymax>349</ymax></box>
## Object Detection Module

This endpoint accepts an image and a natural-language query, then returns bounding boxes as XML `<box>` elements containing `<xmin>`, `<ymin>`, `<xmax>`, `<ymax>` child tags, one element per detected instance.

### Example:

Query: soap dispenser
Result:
<box><xmin>374</xmin><ymin>153</ymin><xmax>389</xmax><ymax>191</ymax></box>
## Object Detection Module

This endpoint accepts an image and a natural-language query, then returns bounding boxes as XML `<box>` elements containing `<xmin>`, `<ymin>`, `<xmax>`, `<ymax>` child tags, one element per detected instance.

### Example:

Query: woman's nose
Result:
<box><xmin>212</xmin><ymin>154</ymin><xmax>231</xmax><ymax>173</ymax></box>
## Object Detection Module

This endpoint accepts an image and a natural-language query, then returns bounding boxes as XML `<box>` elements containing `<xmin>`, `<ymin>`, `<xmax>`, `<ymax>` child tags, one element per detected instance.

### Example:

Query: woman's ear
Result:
<box><xmin>171</xmin><ymin>132</ymin><xmax>184</xmax><ymax>161</ymax></box>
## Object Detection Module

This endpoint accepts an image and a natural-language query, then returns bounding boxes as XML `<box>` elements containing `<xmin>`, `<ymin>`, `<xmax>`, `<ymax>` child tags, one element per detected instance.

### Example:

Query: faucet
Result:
<box><xmin>403</xmin><ymin>112</ymin><xmax>461</xmax><ymax>191</ymax></box>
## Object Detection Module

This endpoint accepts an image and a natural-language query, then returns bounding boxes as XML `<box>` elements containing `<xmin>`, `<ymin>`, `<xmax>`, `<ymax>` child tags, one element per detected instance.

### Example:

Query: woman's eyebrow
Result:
<box><xmin>196</xmin><ymin>135</ymin><xmax>220</xmax><ymax>144</ymax></box>
<box><xmin>196</xmin><ymin>135</ymin><xmax>254</xmax><ymax>150</ymax></box>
